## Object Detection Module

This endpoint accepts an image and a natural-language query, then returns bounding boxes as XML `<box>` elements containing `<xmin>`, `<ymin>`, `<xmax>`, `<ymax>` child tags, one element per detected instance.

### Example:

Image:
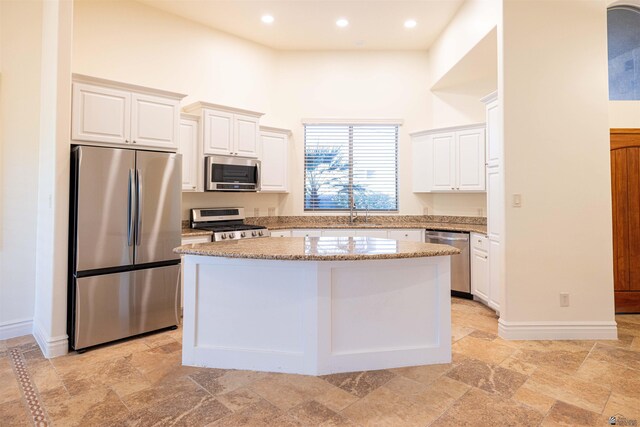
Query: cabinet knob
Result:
<box><xmin>133</xmin><ymin>140</ymin><xmax>137</xmax><ymax>144</ymax></box>
<box><xmin>125</xmin><ymin>139</ymin><xmax>129</xmax><ymax>143</ymax></box>
<box><xmin>484</xmin><ymin>255</ymin><xmax>488</xmax><ymax>259</ymax></box>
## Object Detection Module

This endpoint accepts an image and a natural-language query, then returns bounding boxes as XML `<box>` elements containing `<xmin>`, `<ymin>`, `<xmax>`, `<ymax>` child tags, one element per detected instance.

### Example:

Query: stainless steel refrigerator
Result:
<box><xmin>68</xmin><ymin>145</ymin><xmax>182</xmax><ymax>351</ymax></box>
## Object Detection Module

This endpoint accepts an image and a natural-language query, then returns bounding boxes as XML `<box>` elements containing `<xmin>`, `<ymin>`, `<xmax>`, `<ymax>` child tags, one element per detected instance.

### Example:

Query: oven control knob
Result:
<box><xmin>240</xmin><ymin>232</ymin><xmax>246</xmax><ymax>238</ymax></box>
<box><xmin>252</xmin><ymin>231</ymin><xmax>257</xmax><ymax>237</ymax></box>
<box><xmin>220</xmin><ymin>233</ymin><xmax>227</xmax><ymax>240</ymax></box>
<box><xmin>229</xmin><ymin>233</ymin><xmax>235</xmax><ymax>239</ymax></box>
<box><xmin>258</xmin><ymin>230</ymin><xmax>264</xmax><ymax>236</ymax></box>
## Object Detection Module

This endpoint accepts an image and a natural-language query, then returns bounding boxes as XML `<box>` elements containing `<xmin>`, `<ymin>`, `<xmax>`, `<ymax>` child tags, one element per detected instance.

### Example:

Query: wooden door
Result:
<box><xmin>611</xmin><ymin>128</ymin><xmax>640</xmax><ymax>313</ymax></box>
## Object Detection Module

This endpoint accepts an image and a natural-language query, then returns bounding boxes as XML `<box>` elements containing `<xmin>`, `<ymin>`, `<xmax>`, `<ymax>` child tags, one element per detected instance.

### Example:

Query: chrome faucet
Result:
<box><xmin>350</xmin><ymin>202</ymin><xmax>357</xmax><ymax>224</ymax></box>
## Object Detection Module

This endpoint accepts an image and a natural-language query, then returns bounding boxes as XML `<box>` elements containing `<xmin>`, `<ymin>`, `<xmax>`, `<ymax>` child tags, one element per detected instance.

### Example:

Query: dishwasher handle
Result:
<box><xmin>425</xmin><ymin>234</ymin><xmax>469</xmax><ymax>242</ymax></box>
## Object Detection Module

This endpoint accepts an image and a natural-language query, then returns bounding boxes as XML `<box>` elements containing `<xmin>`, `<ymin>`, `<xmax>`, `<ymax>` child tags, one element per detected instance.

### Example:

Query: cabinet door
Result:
<box><xmin>487</xmin><ymin>166</ymin><xmax>503</xmax><ymax>242</ymax></box>
<box><xmin>488</xmin><ymin>239</ymin><xmax>501</xmax><ymax>312</ymax></box>
<box><xmin>471</xmin><ymin>248</ymin><xmax>489</xmax><ymax>302</ymax></box>
<box><xmin>411</xmin><ymin>135</ymin><xmax>433</xmax><ymax>192</ymax></box>
<box><xmin>203</xmin><ymin>109</ymin><xmax>234</xmax><ymax>155</ymax></box>
<box><xmin>457</xmin><ymin>129</ymin><xmax>486</xmax><ymax>191</ymax></box>
<box><xmin>486</xmin><ymin>99</ymin><xmax>500</xmax><ymax>167</ymax></box>
<box><xmin>356</xmin><ymin>229</ymin><xmax>388</xmax><ymax>238</ymax></box>
<box><xmin>72</xmin><ymin>83</ymin><xmax>131</xmax><ymax>145</ymax></box>
<box><xmin>234</xmin><ymin>114</ymin><xmax>260</xmax><ymax>158</ymax></box>
<box><xmin>260</xmin><ymin>131</ymin><xmax>288</xmax><ymax>192</ymax></box>
<box><xmin>291</xmin><ymin>230</ymin><xmax>322</xmax><ymax>237</ymax></box>
<box><xmin>131</xmin><ymin>93</ymin><xmax>180</xmax><ymax>150</ymax></box>
<box><xmin>387</xmin><ymin>229</ymin><xmax>424</xmax><ymax>242</ymax></box>
<box><xmin>179</xmin><ymin>118</ymin><xmax>200</xmax><ymax>191</ymax></box>
<box><xmin>431</xmin><ymin>133</ymin><xmax>456</xmax><ymax>191</ymax></box>
<box><xmin>322</xmin><ymin>229</ymin><xmax>356</xmax><ymax>237</ymax></box>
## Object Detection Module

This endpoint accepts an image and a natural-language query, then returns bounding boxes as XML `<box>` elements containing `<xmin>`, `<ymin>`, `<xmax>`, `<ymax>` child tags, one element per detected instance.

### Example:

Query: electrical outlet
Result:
<box><xmin>268</xmin><ymin>207</ymin><xmax>276</xmax><ymax>217</ymax></box>
<box><xmin>253</xmin><ymin>208</ymin><xmax>260</xmax><ymax>217</ymax></box>
<box><xmin>560</xmin><ymin>292</ymin><xmax>570</xmax><ymax>307</ymax></box>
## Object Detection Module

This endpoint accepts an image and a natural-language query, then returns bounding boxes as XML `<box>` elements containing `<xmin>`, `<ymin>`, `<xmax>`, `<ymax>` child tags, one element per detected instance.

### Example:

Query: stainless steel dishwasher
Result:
<box><xmin>425</xmin><ymin>231</ymin><xmax>471</xmax><ymax>298</ymax></box>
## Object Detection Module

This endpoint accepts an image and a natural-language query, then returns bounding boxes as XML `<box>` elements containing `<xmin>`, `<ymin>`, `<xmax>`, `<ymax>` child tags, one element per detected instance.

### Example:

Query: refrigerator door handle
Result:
<box><xmin>128</xmin><ymin>169</ymin><xmax>135</xmax><ymax>246</ymax></box>
<box><xmin>136</xmin><ymin>169</ymin><xmax>142</xmax><ymax>246</ymax></box>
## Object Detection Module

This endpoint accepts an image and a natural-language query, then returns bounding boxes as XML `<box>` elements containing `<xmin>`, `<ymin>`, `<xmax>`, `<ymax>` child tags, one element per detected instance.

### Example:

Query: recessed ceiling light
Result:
<box><xmin>336</xmin><ymin>18</ymin><xmax>349</xmax><ymax>28</ymax></box>
<box><xmin>404</xmin><ymin>19</ymin><xmax>417</xmax><ymax>29</ymax></box>
<box><xmin>261</xmin><ymin>14</ymin><xmax>274</xmax><ymax>24</ymax></box>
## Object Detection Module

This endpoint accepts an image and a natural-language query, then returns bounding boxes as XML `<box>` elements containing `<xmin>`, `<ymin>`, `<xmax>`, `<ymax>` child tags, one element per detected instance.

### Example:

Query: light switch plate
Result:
<box><xmin>512</xmin><ymin>194</ymin><xmax>522</xmax><ymax>208</ymax></box>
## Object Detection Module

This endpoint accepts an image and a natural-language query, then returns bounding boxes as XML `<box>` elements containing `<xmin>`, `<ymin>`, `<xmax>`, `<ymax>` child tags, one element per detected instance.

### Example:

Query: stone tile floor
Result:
<box><xmin>1</xmin><ymin>298</ymin><xmax>640</xmax><ymax>426</ymax></box>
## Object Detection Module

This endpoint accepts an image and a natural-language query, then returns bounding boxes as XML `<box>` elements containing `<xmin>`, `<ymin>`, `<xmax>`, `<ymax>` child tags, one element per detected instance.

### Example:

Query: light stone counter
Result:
<box><xmin>174</xmin><ymin>236</ymin><xmax>460</xmax><ymax>261</ymax></box>
<box><xmin>179</xmin><ymin>236</ymin><xmax>455</xmax><ymax>376</ymax></box>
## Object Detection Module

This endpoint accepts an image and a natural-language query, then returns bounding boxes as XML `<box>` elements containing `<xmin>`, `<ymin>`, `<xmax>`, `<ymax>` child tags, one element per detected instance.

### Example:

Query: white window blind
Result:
<box><xmin>304</xmin><ymin>124</ymin><xmax>398</xmax><ymax>211</ymax></box>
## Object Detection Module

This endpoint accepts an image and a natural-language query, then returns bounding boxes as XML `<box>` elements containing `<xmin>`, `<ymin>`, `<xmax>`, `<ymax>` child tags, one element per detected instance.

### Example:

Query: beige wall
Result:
<box><xmin>73</xmin><ymin>0</ymin><xmax>489</xmax><ymax>218</ymax></box>
<box><xmin>501</xmin><ymin>0</ymin><xmax>615</xmax><ymax>327</ymax></box>
<box><xmin>0</xmin><ymin>0</ymin><xmax>43</xmax><ymax>335</ymax></box>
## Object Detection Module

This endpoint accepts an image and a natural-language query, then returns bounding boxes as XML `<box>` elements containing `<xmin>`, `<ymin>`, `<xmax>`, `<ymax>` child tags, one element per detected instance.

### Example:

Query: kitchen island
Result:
<box><xmin>175</xmin><ymin>236</ymin><xmax>459</xmax><ymax>375</ymax></box>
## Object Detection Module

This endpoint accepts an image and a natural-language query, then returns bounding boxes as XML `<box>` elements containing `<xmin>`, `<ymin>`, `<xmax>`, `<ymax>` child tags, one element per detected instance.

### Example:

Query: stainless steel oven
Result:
<box><xmin>205</xmin><ymin>155</ymin><xmax>260</xmax><ymax>191</ymax></box>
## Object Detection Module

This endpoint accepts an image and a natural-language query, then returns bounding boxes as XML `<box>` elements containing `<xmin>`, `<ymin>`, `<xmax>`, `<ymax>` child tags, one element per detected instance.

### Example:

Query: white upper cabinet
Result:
<box><xmin>203</xmin><ymin>109</ymin><xmax>234</xmax><ymax>155</ymax></box>
<box><xmin>234</xmin><ymin>115</ymin><xmax>260</xmax><ymax>157</ymax></box>
<box><xmin>178</xmin><ymin>114</ymin><xmax>201</xmax><ymax>192</ymax></box>
<box><xmin>457</xmin><ymin>128</ymin><xmax>486</xmax><ymax>191</ymax></box>
<box><xmin>259</xmin><ymin>126</ymin><xmax>290</xmax><ymax>193</ymax></box>
<box><xmin>130</xmin><ymin>93</ymin><xmax>180</xmax><ymax>149</ymax></box>
<box><xmin>72</xmin><ymin>83</ymin><xmax>131</xmax><ymax>145</ymax></box>
<box><xmin>71</xmin><ymin>74</ymin><xmax>185</xmax><ymax>151</ymax></box>
<box><xmin>485</xmin><ymin>96</ymin><xmax>500</xmax><ymax>167</ymax></box>
<box><xmin>431</xmin><ymin>133</ymin><xmax>456</xmax><ymax>191</ymax></box>
<box><xmin>184</xmin><ymin>102</ymin><xmax>264</xmax><ymax>158</ymax></box>
<box><xmin>411</xmin><ymin>124</ymin><xmax>486</xmax><ymax>193</ymax></box>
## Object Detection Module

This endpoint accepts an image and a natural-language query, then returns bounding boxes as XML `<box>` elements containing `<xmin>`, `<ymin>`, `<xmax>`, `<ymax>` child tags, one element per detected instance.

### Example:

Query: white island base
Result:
<box><xmin>182</xmin><ymin>254</ymin><xmax>452</xmax><ymax>375</ymax></box>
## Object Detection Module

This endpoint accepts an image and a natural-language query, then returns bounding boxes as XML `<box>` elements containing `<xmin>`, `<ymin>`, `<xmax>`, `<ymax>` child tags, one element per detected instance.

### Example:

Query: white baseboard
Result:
<box><xmin>33</xmin><ymin>321</ymin><xmax>68</xmax><ymax>358</ymax></box>
<box><xmin>498</xmin><ymin>319</ymin><xmax>618</xmax><ymax>340</ymax></box>
<box><xmin>0</xmin><ymin>319</ymin><xmax>33</xmax><ymax>340</ymax></box>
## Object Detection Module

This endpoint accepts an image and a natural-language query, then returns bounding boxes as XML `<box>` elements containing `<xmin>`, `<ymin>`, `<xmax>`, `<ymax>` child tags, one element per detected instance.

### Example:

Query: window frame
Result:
<box><xmin>302</xmin><ymin>121</ymin><xmax>400</xmax><ymax>213</ymax></box>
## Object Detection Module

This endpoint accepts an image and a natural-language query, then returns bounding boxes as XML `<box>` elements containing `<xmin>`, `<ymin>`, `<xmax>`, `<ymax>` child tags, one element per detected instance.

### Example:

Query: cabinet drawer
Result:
<box><xmin>269</xmin><ymin>230</ymin><xmax>292</xmax><ymax>238</ymax></box>
<box><xmin>471</xmin><ymin>232</ymin><xmax>488</xmax><ymax>251</ymax></box>
<box><xmin>181</xmin><ymin>235</ymin><xmax>211</xmax><ymax>245</ymax></box>
<box><xmin>387</xmin><ymin>229</ymin><xmax>424</xmax><ymax>242</ymax></box>
<box><xmin>291</xmin><ymin>230</ymin><xmax>322</xmax><ymax>238</ymax></box>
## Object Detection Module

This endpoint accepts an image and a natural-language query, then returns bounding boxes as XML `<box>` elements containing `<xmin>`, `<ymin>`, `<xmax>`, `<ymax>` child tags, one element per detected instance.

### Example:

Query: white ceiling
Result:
<box><xmin>135</xmin><ymin>0</ymin><xmax>464</xmax><ymax>51</ymax></box>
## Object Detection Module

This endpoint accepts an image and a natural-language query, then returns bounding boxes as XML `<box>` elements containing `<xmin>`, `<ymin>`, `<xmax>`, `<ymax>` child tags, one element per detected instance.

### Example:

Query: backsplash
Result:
<box><xmin>245</xmin><ymin>215</ymin><xmax>487</xmax><ymax>227</ymax></box>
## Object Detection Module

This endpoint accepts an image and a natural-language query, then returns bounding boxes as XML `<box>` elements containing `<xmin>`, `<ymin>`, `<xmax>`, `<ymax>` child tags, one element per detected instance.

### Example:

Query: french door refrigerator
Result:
<box><xmin>68</xmin><ymin>145</ymin><xmax>182</xmax><ymax>351</ymax></box>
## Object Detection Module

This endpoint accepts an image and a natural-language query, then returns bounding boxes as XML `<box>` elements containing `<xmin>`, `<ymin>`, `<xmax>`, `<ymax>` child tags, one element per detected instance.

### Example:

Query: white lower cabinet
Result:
<box><xmin>291</xmin><ymin>230</ymin><xmax>322</xmax><ymax>238</ymax></box>
<box><xmin>471</xmin><ymin>233</ymin><xmax>495</xmax><ymax>309</ymax></box>
<box><xmin>387</xmin><ymin>229</ymin><xmax>425</xmax><ymax>242</ymax></box>
<box><xmin>269</xmin><ymin>230</ymin><xmax>292</xmax><ymax>238</ymax></box>
<box><xmin>180</xmin><ymin>235</ymin><xmax>211</xmax><ymax>308</ymax></box>
<box><xmin>355</xmin><ymin>230</ymin><xmax>388</xmax><ymax>238</ymax></box>
<box><xmin>471</xmin><ymin>233</ymin><xmax>489</xmax><ymax>303</ymax></box>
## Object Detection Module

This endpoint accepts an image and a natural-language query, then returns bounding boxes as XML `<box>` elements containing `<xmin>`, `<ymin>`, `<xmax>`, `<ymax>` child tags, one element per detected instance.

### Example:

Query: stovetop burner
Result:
<box><xmin>190</xmin><ymin>207</ymin><xmax>270</xmax><ymax>241</ymax></box>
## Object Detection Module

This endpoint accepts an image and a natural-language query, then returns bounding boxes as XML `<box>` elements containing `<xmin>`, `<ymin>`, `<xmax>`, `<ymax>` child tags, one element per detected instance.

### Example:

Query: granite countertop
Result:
<box><xmin>264</xmin><ymin>222</ymin><xmax>487</xmax><ymax>234</ymax></box>
<box><xmin>174</xmin><ymin>236</ymin><xmax>460</xmax><ymax>261</ymax></box>
<box><xmin>181</xmin><ymin>215</ymin><xmax>488</xmax><ymax>237</ymax></box>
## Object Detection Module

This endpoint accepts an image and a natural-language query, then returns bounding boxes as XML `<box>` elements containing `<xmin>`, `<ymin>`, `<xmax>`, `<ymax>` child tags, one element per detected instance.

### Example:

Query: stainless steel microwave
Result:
<box><xmin>205</xmin><ymin>155</ymin><xmax>261</xmax><ymax>191</ymax></box>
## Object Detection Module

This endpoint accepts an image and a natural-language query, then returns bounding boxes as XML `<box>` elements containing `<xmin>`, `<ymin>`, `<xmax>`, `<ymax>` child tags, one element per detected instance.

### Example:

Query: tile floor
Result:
<box><xmin>1</xmin><ymin>298</ymin><xmax>640</xmax><ymax>426</ymax></box>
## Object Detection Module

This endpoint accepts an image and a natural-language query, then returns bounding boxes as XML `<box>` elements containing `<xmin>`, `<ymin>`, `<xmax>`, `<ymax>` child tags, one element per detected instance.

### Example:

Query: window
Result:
<box><xmin>608</xmin><ymin>6</ymin><xmax>640</xmax><ymax>100</ymax></box>
<box><xmin>304</xmin><ymin>123</ymin><xmax>398</xmax><ymax>211</ymax></box>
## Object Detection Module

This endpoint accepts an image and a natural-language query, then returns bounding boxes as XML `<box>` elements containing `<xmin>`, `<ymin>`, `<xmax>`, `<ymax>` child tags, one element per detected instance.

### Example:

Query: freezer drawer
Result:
<box><xmin>73</xmin><ymin>265</ymin><xmax>180</xmax><ymax>350</ymax></box>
